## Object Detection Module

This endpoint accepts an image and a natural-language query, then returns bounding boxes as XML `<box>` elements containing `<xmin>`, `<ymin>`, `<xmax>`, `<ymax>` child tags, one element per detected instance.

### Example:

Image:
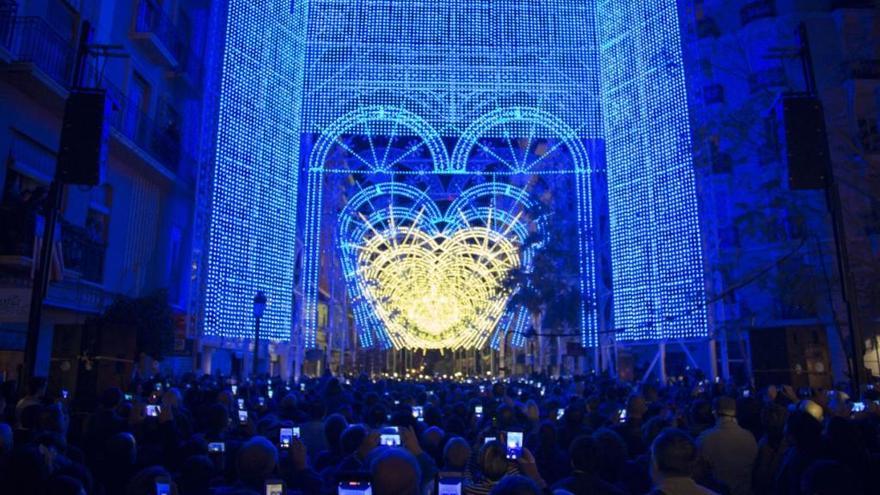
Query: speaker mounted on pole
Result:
<box><xmin>774</xmin><ymin>95</ymin><xmax>831</xmax><ymax>191</ymax></box>
<box><xmin>56</xmin><ymin>89</ymin><xmax>110</xmax><ymax>186</ymax></box>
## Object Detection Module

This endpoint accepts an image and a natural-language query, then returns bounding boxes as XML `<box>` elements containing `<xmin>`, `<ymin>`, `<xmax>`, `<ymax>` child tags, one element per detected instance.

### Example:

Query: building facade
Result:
<box><xmin>685</xmin><ymin>0</ymin><xmax>880</xmax><ymax>384</ymax></box>
<box><xmin>0</xmin><ymin>0</ymin><xmax>209</xmax><ymax>386</ymax></box>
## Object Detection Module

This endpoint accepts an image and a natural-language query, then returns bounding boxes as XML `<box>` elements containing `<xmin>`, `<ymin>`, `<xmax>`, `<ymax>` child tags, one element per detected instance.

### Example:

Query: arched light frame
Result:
<box><xmin>301</xmin><ymin>105</ymin><xmax>598</xmax><ymax>350</ymax></box>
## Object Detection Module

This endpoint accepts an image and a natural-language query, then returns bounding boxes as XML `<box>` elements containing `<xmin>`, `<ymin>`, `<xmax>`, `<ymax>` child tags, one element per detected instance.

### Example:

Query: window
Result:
<box><xmin>124</xmin><ymin>72</ymin><xmax>151</xmax><ymax>140</ymax></box>
<box><xmin>857</xmin><ymin>118</ymin><xmax>880</xmax><ymax>154</ymax></box>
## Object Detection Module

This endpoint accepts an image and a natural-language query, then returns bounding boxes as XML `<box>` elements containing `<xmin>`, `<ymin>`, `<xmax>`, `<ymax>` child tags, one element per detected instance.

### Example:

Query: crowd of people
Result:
<box><xmin>0</xmin><ymin>370</ymin><xmax>878</xmax><ymax>495</ymax></box>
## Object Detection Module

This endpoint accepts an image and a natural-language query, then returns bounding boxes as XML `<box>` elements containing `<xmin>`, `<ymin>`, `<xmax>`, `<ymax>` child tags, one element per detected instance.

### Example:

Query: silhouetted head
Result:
<box><xmin>489</xmin><ymin>475</ymin><xmax>541</xmax><ymax>495</ymax></box>
<box><xmin>477</xmin><ymin>440</ymin><xmax>508</xmax><ymax>482</ymax></box>
<box><xmin>651</xmin><ymin>429</ymin><xmax>697</xmax><ymax>480</ymax></box>
<box><xmin>235</xmin><ymin>436</ymin><xmax>278</xmax><ymax>486</ymax></box>
<box><xmin>370</xmin><ymin>448</ymin><xmax>421</xmax><ymax>495</ymax></box>
<box><xmin>442</xmin><ymin>436</ymin><xmax>471</xmax><ymax>471</ymax></box>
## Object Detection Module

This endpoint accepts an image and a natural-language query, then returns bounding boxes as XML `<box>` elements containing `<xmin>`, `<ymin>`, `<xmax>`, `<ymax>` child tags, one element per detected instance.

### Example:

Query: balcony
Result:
<box><xmin>130</xmin><ymin>0</ymin><xmax>182</xmax><ymax>68</ymax></box>
<box><xmin>102</xmin><ymin>79</ymin><xmax>196</xmax><ymax>183</ymax></box>
<box><xmin>0</xmin><ymin>210</ymin><xmax>107</xmax><ymax>285</ymax></box>
<box><xmin>0</xmin><ymin>204</ymin><xmax>35</xmax><ymax>270</ymax></box>
<box><xmin>0</xmin><ymin>15</ymin><xmax>73</xmax><ymax>110</ymax></box>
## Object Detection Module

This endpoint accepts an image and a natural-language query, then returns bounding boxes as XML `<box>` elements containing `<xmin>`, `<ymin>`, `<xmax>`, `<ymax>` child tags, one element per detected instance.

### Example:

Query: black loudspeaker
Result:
<box><xmin>57</xmin><ymin>89</ymin><xmax>110</xmax><ymax>186</ymax></box>
<box><xmin>776</xmin><ymin>95</ymin><xmax>831</xmax><ymax>190</ymax></box>
<box><xmin>749</xmin><ymin>326</ymin><xmax>832</xmax><ymax>390</ymax></box>
<box><xmin>775</xmin><ymin>95</ymin><xmax>831</xmax><ymax>190</ymax></box>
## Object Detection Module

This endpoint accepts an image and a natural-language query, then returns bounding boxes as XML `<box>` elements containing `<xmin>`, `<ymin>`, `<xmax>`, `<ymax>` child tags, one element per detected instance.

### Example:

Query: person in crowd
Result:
<box><xmin>697</xmin><ymin>396</ymin><xmax>758</xmax><ymax>495</ymax></box>
<box><xmin>0</xmin><ymin>371</ymin><xmax>875</xmax><ymax>495</ymax></box>
<box><xmin>551</xmin><ymin>434</ymin><xmax>626</xmax><ymax>495</ymax></box>
<box><xmin>370</xmin><ymin>447</ymin><xmax>422</xmax><ymax>495</ymax></box>
<box><xmin>466</xmin><ymin>440</ymin><xmax>511</xmax><ymax>494</ymax></box>
<box><xmin>774</xmin><ymin>411</ymin><xmax>824</xmax><ymax>495</ymax></box>
<box><xmin>490</xmin><ymin>474</ymin><xmax>542</xmax><ymax>495</ymax></box>
<box><xmin>15</xmin><ymin>375</ymin><xmax>47</xmax><ymax>426</ymax></box>
<box><xmin>441</xmin><ymin>436</ymin><xmax>471</xmax><ymax>473</ymax></box>
<box><xmin>650</xmin><ymin>429</ymin><xmax>720</xmax><ymax>495</ymax></box>
<box><xmin>752</xmin><ymin>402</ymin><xmax>788</xmax><ymax>495</ymax></box>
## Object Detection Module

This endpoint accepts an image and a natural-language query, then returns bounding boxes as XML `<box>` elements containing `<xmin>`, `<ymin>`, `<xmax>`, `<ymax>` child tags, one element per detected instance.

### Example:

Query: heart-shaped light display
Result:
<box><xmin>358</xmin><ymin>225</ymin><xmax>519</xmax><ymax>349</ymax></box>
<box><xmin>339</xmin><ymin>182</ymin><xmax>542</xmax><ymax>350</ymax></box>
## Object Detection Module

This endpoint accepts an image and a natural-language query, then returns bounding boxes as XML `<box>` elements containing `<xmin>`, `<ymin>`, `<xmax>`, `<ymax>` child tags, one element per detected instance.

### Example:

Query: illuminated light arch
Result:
<box><xmin>307</xmin><ymin>105</ymin><xmax>448</xmax><ymax>173</ymax></box>
<box><xmin>302</xmin><ymin>107</ymin><xmax>449</xmax><ymax>348</ymax></box>
<box><xmin>450</xmin><ymin>109</ymin><xmax>599</xmax><ymax>347</ymax></box>
<box><xmin>451</xmin><ymin>107</ymin><xmax>589</xmax><ymax>173</ymax></box>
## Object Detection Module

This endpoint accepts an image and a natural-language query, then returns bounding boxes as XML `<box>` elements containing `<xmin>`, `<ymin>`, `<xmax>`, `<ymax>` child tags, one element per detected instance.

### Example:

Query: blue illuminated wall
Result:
<box><xmin>203</xmin><ymin>1</ymin><xmax>309</xmax><ymax>340</ymax></box>
<box><xmin>597</xmin><ymin>0</ymin><xmax>708</xmax><ymax>340</ymax></box>
<box><xmin>204</xmin><ymin>0</ymin><xmax>708</xmax><ymax>346</ymax></box>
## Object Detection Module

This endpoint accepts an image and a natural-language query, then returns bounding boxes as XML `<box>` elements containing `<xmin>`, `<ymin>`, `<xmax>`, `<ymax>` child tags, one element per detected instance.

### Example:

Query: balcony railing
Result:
<box><xmin>6</xmin><ymin>16</ymin><xmax>73</xmax><ymax>87</ymax></box>
<box><xmin>0</xmin><ymin>205</ymin><xmax>35</xmax><ymax>258</ymax></box>
<box><xmin>100</xmin><ymin>78</ymin><xmax>196</xmax><ymax>182</ymax></box>
<box><xmin>61</xmin><ymin>222</ymin><xmax>105</xmax><ymax>284</ymax></box>
<box><xmin>133</xmin><ymin>0</ymin><xmax>183</xmax><ymax>63</ymax></box>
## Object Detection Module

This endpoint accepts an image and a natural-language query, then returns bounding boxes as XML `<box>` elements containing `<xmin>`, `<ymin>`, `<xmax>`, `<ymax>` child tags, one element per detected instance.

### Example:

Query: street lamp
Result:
<box><xmin>252</xmin><ymin>291</ymin><xmax>267</xmax><ymax>377</ymax></box>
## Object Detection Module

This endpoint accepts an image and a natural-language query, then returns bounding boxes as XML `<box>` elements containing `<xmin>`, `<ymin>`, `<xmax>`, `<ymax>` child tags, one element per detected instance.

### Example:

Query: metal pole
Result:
<box><xmin>798</xmin><ymin>22</ymin><xmax>867</xmax><ymax>391</ymax></box>
<box><xmin>22</xmin><ymin>21</ymin><xmax>91</xmax><ymax>385</ymax></box>
<box><xmin>252</xmin><ymin>315</ymin><xmax>260</xmax><ymax>377</ymax></box>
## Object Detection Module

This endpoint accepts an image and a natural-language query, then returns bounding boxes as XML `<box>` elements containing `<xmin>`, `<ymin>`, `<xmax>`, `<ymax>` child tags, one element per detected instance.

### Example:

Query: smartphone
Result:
<box><xmin>413</xmin><ymin>406</ymin><xmax>423</xmax><ymax>420</ymax></box>
<box><xmin>231</xmin><ymin>384</ymin><xmax>238</xmax><ymax>395</ymax></box>
<box><xmin>394</xmin><ymin>399</ymin><xmax>400</xmax><ymax>405</ymax></box>
<box><xmin>155</xmin><ymin>476</ymin><xmax>172</xmax><ymax>495</ymax></box>
<box><xmin>146</xmin><ymin>405</ymin><xmax>161</xmax><ymax>417</ymax></box>
<box><xmin>280</xmin><ymin>428</ymin><xmax>294</xmax><ymax>448</ymax></box>
<box><xmin>208</xmin><ymin>442</ymin><xmax>225</xmax><ymax>453</ymax></box>
<box><xmin>380</xmin><ymin>426</ymin><xmax>400</xmax><ymax>447</ymax></box>
<box><xmin>155</xmin><ymin>382</ymin><xmax>163</xmax><ymax>392</ymax></box>
<box><xmin>265</xmin><ymin>479</ymin><xmax>285</xmax><ymax>495</ymax></box>
<box><xmin>742</xmin><ymin>390</ymin><xmax>751</xmax><ymax>398</ymax></box>
<box><xmin>293</xmin><ymin>426</ymin><xmax>301</xmax><ymax>438</ymax></box>
<box><xmin>124</xmin><ymin>393</ymin><xmax>133</xmax><ymax>401</ymax></box>
<box><xmin>484</xmin><ymin>436</ymin><xmax>496</xmax><ymax>444</ymax></box>
<box><xmin>852</xmin><ymin>402</ymin><xmax>866</xmax><ymax>413</ymax></box>
<box><xmin>438</xmin><ymin>477</ymin><xmax>463</xmax><ymax>495</ymax></box>
<box><xmin>258</xmin><ymin>396</ymin><xmax>266</xmax><ymax>407</ymax></box>
<box><xmin>474</xmin><ymin>405</ymin><xmax>483</xmax><ymax>417</ymax></box>
<box><xmin>237</xmin><ymin>398</ymin><xmax>245</xmax><ymax>410</ymax></box>
<box><xmin>505</xmin><ymin>431</ymin><xmax>523</xmax><ymax>460</ymax></box>
<box><xmin>238</xmin><ymin>410</ymin><xmax>248</xmax><ymax>424</ymax></box>
<box><xmin>267</xmin><ymin>389</ymin><xmax>274</xmax><ymax>399</ymax></box>
<box><xmin>479</xmin><ymin>385</ymin><xmax>485</xmax><ymax>393</ymax></box>
<box><xmin>557</xmin><ymin>408</ymin><xmax>565</xmax><ymax>420</ymax></box>
<box><xmin>338</xmin><ymin>481</ymin><xmax>372</xmax><ymax>495</ymax></box>
<box><xmin>61</xmin><ymin>389</ymin><xmax>69</xmax><ymax>399</ymax></box>
<box><xmin>619</xmin><ymin>408</ymin><xmax>627</xmax><ymax>421</ymax></box>
<box><xmin>300</xmin><ymin>383</ymin><xmax>306</xmax><ymax>391</ymax></box>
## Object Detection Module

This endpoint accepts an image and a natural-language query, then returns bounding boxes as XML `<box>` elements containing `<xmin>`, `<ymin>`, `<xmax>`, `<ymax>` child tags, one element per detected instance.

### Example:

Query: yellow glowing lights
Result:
<box><xmin>355</xmin><ymin>218</ymin><xmax>521</xmax><ymax>350</ymax></box>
